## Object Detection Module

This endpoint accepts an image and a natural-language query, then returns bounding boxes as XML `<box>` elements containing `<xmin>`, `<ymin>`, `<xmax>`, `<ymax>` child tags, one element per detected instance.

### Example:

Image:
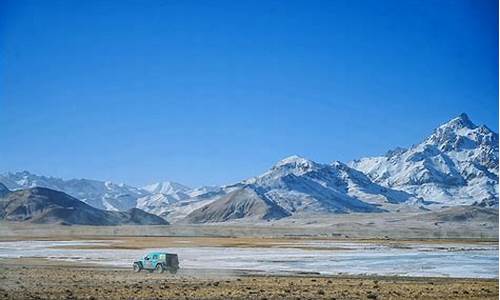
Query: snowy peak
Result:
<box><xmin>330</xmin><ymin>160</ymin><xmax>352</xmax><ymax>171</ymax></box>
<box><xmin>241</xmin><ymin>156</ymin><xmax>315</xmax><ymax>186</ymax></box>
<box><xmin>385</xmin><ymin>147</ymin><xmax>408</xmax><ymax>158</ymax></box>
<box><xmin>137</xmin><ymin>182</ymin><xmax>194</xmax><ymax>214</ymax></box>
<box><xmin>0</xmin><ymin>170</ymin><xmax>206</xmax><ymax>219</ymax></box>
<box><xmin>274</xmin><ymin>155</ymin><xmax>313</xmax><ymax>167</ymax></box>
<box><xmin>221</xmin><ymin>155</ymin><xmax>416</xmax><ymax>220</ymax></box>
<box><xmin>424</xmin><ymin>113</ymin><xmax>497</xmax><ymax>153</ymax></box>
<box><xmin>142</xmin><ymin>181</ymin><xmax>191</xmax><ymax>195</ymax></box>
<box><xmin>350</xmin><ymin>114</ymin><xmax>499</xmax><ymax>207</ymax></box>
<box><xmin>272</xmin><ymin>155</ymin><xmax>320</xmax><ymax>172</ymax></box>
<box><xmin>0</xmin><ymin>171</ymin><xmax>149</xmax><ymax>211</ymax></box>
<box><xmin>442</xmin><ymin>113</ymin><xmax>476</xmax><ymax>130</ymax></box>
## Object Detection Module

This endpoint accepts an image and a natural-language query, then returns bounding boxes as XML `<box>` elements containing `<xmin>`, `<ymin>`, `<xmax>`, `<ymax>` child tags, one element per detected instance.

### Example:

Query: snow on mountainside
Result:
<box><xmin>184</xmin><ymin>155</ymin><xmax>418</xmax><ymax>223</ymax></box>
<box><xmin>0</xmin><ymin>171</ymin><xmax>148</xmax><ymax>211</ymax></box>
<box><xmin>136</xmin><ymin>181</ymin><xmax>193</xmax><ymax>214</ymax></box>
<box><xmin>349</xmin><ymin>113</ymin><xmax>499</xmax><ymax>207</ymax></box>
<box><xmin>0</xmin><ymin>171</ymin><xmax>216</xmax><ymax>218</ymax></box>
<box><xmin>142</xmin><ymin>181</ymin><xmax>191</xmax><ymax>194</ymax></box>
<box><xmin>242</xmin><ymin>156</ymin><xmax>416</xmax><ymax>211</ymax></box>
<box><xmin>155</xmin><ymin>188</ymin><xmax>226</xmax><ymax>223</ymax></box>
<box><xmin>2</xmin><ymin>113</ymin><xmax>496</xmax><ymax>223</ymax></box>
<box><xmin>188</xmin><ymin>186</ymin><xmax>223</xmax><ymax>197</ymax></box>
<box><xmin>0</xmin><ymin>186</ymin><xmax>168</xmax><ymax>225</ymax></box>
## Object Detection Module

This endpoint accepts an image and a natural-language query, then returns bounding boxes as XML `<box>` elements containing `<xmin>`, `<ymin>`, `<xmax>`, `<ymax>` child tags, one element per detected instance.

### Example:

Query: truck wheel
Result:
<box><xmin>168</xmin><ymin>267</ymin><xmax>178</xmax><ymax>274</ymax></box>
<box><xmin>133</xmin><ymin>263</ymin><xmax>141</xmax><ymax>273</ymax></box>
<box><xmin>156</xmin><ymin>264</ymin><xmax>165</xmax><ymax>273</ymax></box>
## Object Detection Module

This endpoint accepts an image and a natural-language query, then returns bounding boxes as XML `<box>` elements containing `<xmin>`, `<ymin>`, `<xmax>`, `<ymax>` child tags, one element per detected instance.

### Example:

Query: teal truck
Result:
<box><xmin>133</xmin><ymin>252</ymin><xmax>179</xmax><ymax>274</ymax></box>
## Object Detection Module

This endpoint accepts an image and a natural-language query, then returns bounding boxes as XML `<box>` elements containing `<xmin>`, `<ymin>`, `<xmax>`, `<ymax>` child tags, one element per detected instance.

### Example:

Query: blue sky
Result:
<box><xmin>1</xmin><ymin>0</ymin><xmax>498</xmax><ymax>187</ymax></box>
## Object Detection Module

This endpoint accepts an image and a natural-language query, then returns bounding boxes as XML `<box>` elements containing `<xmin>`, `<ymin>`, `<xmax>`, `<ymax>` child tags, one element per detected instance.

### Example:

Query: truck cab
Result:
<box><xmin>133</xmin><ymin>252</ymin><xmax>179</xmax><ymax>274</ymax></box>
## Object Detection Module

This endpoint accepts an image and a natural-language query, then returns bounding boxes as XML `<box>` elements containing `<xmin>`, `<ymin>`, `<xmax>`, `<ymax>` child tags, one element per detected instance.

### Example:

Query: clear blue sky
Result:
<box><xmin>1</xmin><ymin>0</ymin><xmax>498</xmax><ymax>187</ymax></box>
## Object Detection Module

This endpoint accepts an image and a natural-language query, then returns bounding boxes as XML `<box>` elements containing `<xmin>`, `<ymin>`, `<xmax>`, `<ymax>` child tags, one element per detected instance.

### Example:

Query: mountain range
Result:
<box><xmin>0</xmin><ymin>172</ymin><xmax>148</xmax><ymax>211</ymax></box>
<box><xmin>0</xmin><ymin>183</ymin><xmax>167</xmax><ymax>225</ymax></box>
<box><xmin>1</xmin><ymin>113</ymin><xmax>497</xmax><ymax>224</ymax></box>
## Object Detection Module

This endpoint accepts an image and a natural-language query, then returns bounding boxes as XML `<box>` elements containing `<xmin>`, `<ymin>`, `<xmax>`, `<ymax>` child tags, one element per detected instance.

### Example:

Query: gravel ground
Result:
<box><xmin>0</xmin><ymin>262</ymin><xmax>497</xmax><ymax>300</ymax></box>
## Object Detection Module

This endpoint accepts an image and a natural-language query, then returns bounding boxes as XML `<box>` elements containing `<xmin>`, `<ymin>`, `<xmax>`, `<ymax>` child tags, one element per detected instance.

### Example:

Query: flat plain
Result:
<box><xmin>0</xmin><ymin>219</ymin><xmax>498</xmax><ymax>300</ymax></box>
<box><xmin>0</xmin><ymin>257</ymin><xmax>498</xmax><ymax>300</ymax></box>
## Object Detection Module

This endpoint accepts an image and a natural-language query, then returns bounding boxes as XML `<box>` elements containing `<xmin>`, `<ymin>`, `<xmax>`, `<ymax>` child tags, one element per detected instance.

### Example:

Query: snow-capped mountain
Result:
<box><xmin>183</xmin><ymin>155</ymin><xmax>418</xmax><ymax>223</ymax></box>
<box><xmin>152</xmin><ymin>187</ymin><xmax>226</xmax><ymax>223</ymax></box>
<box><xmin>242</xmin><ymin>156</ymin><xmax>416</xmax><ymax>211</ymax></box>
<box><xmin>0</xmin><ymin>171</ymin><xmax>149</xmax><ymax>211</ymax></box>
<box><xmin>0</xmin><ymin>171</ymin><xmax>217</xmax><ymax>218</ymax></box>
<box><xmin>0</xmin><ymin>185</ymin><xmax>168</xmax><ymax>225</ymax></box>
<box><xmin>142</xmin><ymin>181</ymin><xmax>191</xmax><ymax>195</ymax></box>
<box><xmin>2</xmin><ymin>113</ymin><xmax>496</xmax><ymax>223</ymax></box>
<box><xmin>136</xmin><ymin>181</ymin><xmax>193</xmax><ymax>215</ymax></box>
<box><xmin>349</xmin><ymin>113</ymin><xmax>499</xmax><ymax>207</ymax></box>
<box><xmin>188</xmin><ymin>185</ymin><xmax>223</xmax><ymax>197</ymax></box>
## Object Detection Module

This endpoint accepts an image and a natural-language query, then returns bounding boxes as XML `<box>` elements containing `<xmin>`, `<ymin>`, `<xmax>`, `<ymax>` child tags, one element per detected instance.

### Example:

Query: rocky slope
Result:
<box><xmin>349</xmin><ymin>113</ymin><xmax>498</xmax><ymax>207</ymax></box>
<box><xmin>0</xmin><ymin>184</ymin><xmax>168</xmax><ymax>225</ymax></box>
<box><xmin>183</xmin><ymin>187</ymin><xmax>290</xmax><ymax>223</ymax></box>
<box><xmin>157</xmin><ymin>188</ymin><xmax>226</xmax><ymax>223</ymax></box>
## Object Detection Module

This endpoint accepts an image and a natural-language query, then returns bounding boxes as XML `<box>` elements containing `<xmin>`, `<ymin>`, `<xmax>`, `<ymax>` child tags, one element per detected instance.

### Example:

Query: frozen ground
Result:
<box><xmin>0</xmin><ymin>240</ymin><xmax>497</xmax><ymax>279</ymax></box>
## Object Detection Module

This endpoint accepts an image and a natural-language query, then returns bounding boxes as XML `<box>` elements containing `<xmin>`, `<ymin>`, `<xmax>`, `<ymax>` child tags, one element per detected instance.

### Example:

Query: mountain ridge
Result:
<box><xmin>349</xmin><ymin>113</ymin><xmax>498</xmax><ymax>207</ymax></box>
<box><xmin>0</xmin><ymin>186</ymin><xmax>168</xmax><ymax>225</ymax></box>
<box><xmin>1</xmin><ymin>113</ymin><xmax>497</xmax><ymax>223</ymax></box>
